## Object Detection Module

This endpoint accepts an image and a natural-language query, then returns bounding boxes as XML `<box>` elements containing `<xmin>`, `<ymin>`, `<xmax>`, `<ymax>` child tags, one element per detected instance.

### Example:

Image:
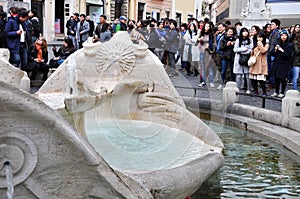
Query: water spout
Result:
<box><xmin>5</xmin><ymin>162</ymin><xmax>13</xmax><ymax>199</ymax></box>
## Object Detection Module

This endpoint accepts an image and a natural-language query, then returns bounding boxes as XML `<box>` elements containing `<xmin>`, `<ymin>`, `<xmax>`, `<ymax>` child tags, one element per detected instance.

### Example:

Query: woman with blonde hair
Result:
<box><xmin>27</xmin><ymin>37</ymin><xmax>50</xmax><ymax>81</ymax></box>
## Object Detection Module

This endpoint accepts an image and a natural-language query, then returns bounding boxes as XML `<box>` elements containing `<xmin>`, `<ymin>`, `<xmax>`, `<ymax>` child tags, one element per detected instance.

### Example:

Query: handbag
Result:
<box><xmin>239</xmin><ymin>53</ymin><xmax>251</xmax><ymax>66</ymax></box>
<box><xmin>248</xmin><ymin>51</ymin><xmax>260</xmax><ymax>67</ymax></box>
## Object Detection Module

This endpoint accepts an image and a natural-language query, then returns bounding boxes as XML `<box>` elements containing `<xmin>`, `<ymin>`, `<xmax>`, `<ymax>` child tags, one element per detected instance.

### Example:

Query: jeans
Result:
<box><xmin>292</xmin><ymin>66</ymin><xmax>300</xmax><ymax>90</ymax></box>
<box><xmin>200</xmin><ymin>52</ymin><xmax>214</xmax><ymax>83</ymax></box>
<box><xmin>267</xmin><ymin>54</ymin><xmax>275</xmax><ymax>85</ymax></box>
<box><xmin>221</xmin><ymin>58</ymin><xmax>234</xmax><ymax>83</ymax></box>
<box><xmin>9</xmin><ymin>52</ymin><xmax>21</xmax><ymax>68</ymax></box>
<box><xmin>68</xmin><ymin>35</ymin><xmax>78</xmax><ymax>49</ymax></box>
<box><xmin>168</xmin><ymin>51</ymin><xmax>176</xmax><ymax>70</ymax></box>
<box><xmin>19</xmin><ymin>43</ymin><xmax>28</xmax><ymax>71</ymax></box>
<box><xmin>9</xmin><ymin>43</ymin><xmax>28</xmax><ymax>70</ymax></box>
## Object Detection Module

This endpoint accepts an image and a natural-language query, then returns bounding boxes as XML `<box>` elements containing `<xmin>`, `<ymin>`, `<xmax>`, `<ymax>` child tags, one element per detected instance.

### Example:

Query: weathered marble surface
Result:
<box><xmin>0</xmin><ymin>32</ymin><xmax>224</xmax><ymax>198</ymax></box>
<box><xmin>0</xmin><ymin>81</ymin><xmax>152</xmax><ymax>198</ymax></box>
<box><xmin>0</xmin><ymin>48</ymin><xmax>30</xmax><ymax>92</ymax></box>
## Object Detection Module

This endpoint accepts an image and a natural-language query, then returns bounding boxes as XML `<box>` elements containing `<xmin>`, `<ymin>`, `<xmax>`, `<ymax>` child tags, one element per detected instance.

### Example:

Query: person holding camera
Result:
<box><xmin>271</xmin><ymin>29</ymin><xmax>294</xmax><ymax>97</ymax></box>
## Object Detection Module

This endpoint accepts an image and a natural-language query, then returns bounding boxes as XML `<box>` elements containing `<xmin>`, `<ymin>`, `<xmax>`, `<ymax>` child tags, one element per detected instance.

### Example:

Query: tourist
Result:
<box><xmin>182</xmin><ymin>22</ymin><xmax>200</xmax><ymax>77</ymax></box>
<box><xmin>234</xmin><ymin>21</ymin><xmax>242</xmax><ymax>36</ymax></box>
<box><xmin>290</xmin><ymin>24</ymin><xmax>300</xmax><ymax>90</ymax></box>
<box><xmin>177</xmin><ymin>23</ymin><xmax>188</xmax><ymax>71</ymax></box>
<box><xmin>198</xmin><ymin>22</ymin><xmax>216</xmax><ymax>87</ymax></box>
<box><xmin>28</xmin><ymin>9</ymin><xmax>40</xmax><ymax>43</ymax></box>
<box><xmin>0</xmin><ymin>11</ymin><xmax>6</xmax><ymax>48</ymax></box>
<box><xmin>50</xmin><ymin>37</ymin><xmax>77</xmax><ymax>68</ymax></box>
<box><xmin>76</xmin><ymin>14</ymin><xmax>90</xmax><ymax>49</ymax></box>
<box><xmin>165</xmin><ymin>20</ymin><xmax>179</xmax><ymax>77</ymax></box>
<box><xmin>215</xmin><ymin>23</ymin><xmax>226</xmax><ymax>89</ymax></box>
<box><xmin>27</xmin><ymin>37</ymin><xmax>50</xmax><ymax>81</ymax></box>
<box><xmin>219</xmin><ymin>26</ymin><xmax>236</xmax><ymax>85</ymax></box>
<box><xmin>250</xmin><ymin>25</ymin><xmax>260</xmax><ymax>47</ymax></box>
<box><xmin>5</xmin><ymin>8</ymin><xmax>31</xmax><ymax>70</ymax></box>
<box><xmin>66</xmin><ymin>15</ymin><xmax>78</xmax><ymax>49</ymax></box>
<box><xmin>115</xmin><ymin>16</ymin><xmax>127</xmax><ymax>32</ymax></box>
<box><xmin>94</xmin><ymin>15</ymin><xmax>109</xmax><ymax>39</ymax></box>
<box><xmin>155</xmin><ymin>20</ymin><xmax>167</xmax><ymax>62</ymax></box>
<box><xmin>233</xmin><ymin>27</ymin><xmax>253</xmax><ymax>93</ymax></box>
<box><xmin>249</xmin><ymin>31</ymin><xmax>269</xmax><ymax>96</ymax></box>
<box><xmin>135</xmin><ymin>19</ymin><xmax>147</xmax><ymax>38</ymax></box>
<box><xmin>263</xmin><ymin>23</ymin><xmax>271</xmax><ymax>38</ymax></box>
<box><xmin>267</xmin><ymin>19</ymin><xmax>281</xmax><ymax>88</ymax></box>
<box><xmin>271</xmin><ymin>29</ymin><xmax>293</xmax><ymax>97</ymax></box>
<box><xmin>85</xmin><ymin>15</ymin><xmax>95</xmax><ymax>37</ymax></box>
<box><xmin>145</xmin><ymin>23</ymin><xmax>159</xmax><ymax>53</ymax></box>
<box><xmin>127</xmin><ymin>19</ymin><xmax>145</xmax><ymax>44</ymax></box>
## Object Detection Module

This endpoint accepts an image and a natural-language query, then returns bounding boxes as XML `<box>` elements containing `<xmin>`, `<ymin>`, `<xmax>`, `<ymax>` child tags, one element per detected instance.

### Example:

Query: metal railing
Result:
<box><xmin>174</xmin><ymin>85</ymin><xmax>283</xmax><ymax>108</ymax></box>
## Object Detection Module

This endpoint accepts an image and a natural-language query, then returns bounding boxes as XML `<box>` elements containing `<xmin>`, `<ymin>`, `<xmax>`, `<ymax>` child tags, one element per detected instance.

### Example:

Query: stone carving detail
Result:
<box><xmin>0</xmin><ymin>132</ymin><xmax>38</xmax><ymax>188</ymax></box>
<box><xmin>95</xmin><ymin>40</ymin><xmax>136</xmax><ymax>75</ymax></box>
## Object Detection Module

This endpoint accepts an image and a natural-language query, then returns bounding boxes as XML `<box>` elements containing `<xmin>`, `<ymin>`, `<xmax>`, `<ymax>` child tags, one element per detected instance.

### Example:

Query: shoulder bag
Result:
<box><xmin>248</xmin><ymin>51</ymin><xmax>261</xmax><ymax>67</ymax></box>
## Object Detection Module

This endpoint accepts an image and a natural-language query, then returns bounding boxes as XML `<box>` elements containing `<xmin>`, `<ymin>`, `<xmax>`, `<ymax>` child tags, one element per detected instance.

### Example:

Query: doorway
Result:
<box><xmin>54</xmin><ymin>0</ymin><xmax>64</xmax><ymax>35</ymax></box>
<box><xmin>31</xmin><ymin>0</ymin><xmax>44</xmax><ymax>35</ymax></box>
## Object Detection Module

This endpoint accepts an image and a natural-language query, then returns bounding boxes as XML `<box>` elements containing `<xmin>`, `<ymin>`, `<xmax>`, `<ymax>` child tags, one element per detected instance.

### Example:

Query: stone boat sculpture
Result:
<box><xmin>0</xmin><ymin>32</ymin><xmax>224</xmax><ymax>198</ymax></box>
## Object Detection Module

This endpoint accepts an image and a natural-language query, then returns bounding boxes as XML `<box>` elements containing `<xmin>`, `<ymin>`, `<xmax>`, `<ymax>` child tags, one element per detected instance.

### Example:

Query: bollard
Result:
<box><xmin>222</xmin><ymin>81</ymin><xmax>239</xmax><ymax>112</ymax></box>
<box><xmin>20</xmin><ymin>72</ymin><xmax>31</xmax><ymax>92</ymax></box>
<box><xmin>281</xmin><ymin>90</ymin><xmax>300</xmax><ymax>126</ymax></box>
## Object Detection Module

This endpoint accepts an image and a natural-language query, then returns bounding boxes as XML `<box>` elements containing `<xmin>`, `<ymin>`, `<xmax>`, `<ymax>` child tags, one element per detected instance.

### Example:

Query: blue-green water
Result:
<box><xmin>192</xmin><ymin>121</ymin><xmax>300</xmax><ymax>198</ymax></box>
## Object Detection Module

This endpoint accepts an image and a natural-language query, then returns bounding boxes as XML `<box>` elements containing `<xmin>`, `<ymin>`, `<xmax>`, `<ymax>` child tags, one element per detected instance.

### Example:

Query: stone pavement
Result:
<box><xmin>169</xmin><ymin>67</ymin><xmax>294</xmax><ymax>112</ymax></box>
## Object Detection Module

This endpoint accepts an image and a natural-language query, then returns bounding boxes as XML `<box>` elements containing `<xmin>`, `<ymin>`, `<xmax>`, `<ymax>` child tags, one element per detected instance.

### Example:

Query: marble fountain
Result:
<box><xmin>0</xmin><ymin>32</ymin><xmax>224</xmax><ymax>198</ymax></box>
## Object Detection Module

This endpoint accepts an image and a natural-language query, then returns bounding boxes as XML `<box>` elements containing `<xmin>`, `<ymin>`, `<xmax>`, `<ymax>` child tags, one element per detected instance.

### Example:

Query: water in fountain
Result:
<box><xmin>192</xmin><ymin>120</ymin><xmax>300</xmax><ymax>198</ymax></box>
<box><xmin>5</xmin><ymin>163</ymin><xmax>13</xmax><ymax>199</ymax></box>
<box><xmin>85</xmin><ymin>119</ymin><xmax>216</xmax><ymax>171</ymax></box>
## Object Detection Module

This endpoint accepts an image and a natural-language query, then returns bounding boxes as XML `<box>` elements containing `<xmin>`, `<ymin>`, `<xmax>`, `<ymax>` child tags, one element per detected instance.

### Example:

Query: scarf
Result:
<box><xmin>35</xmin><ymin>43</ymin><xmax>42</xmax><ymax>61</ymax></box>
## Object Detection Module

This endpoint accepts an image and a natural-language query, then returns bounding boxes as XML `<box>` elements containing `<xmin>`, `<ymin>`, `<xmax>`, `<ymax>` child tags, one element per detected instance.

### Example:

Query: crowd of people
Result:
<box><xmin>0</xmin><ymin>6</ymin><xmax>300</xmax><ymax>97</ymax></box>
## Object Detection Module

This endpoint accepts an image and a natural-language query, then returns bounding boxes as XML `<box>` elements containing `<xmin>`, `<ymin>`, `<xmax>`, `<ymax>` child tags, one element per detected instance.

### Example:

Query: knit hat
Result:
<box><xmin>119</xmin><ymin>16</ymin><xmax>127</xmax><ymax>21</ymax></box>
<box><xmin>280</xmin><ymin>29</ymin><xmax>289</xmax><ymax>36</ymax></box>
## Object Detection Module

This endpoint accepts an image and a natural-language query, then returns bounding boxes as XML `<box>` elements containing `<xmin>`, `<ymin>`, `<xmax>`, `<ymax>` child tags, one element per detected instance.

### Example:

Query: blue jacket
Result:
<box><xmin>5</xmin><ymin>16</ymin><xmax>30</xmax><ymax>53</ymax></box>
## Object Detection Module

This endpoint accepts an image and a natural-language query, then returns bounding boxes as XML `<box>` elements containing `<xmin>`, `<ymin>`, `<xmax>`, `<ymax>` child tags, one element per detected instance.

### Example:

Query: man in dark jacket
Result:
<box><xmin>219</xmin><ymin>26</ymin><xmax>236</xmax><ymax>83</ymax></box>
<box><xmin>28</xmin><ymin>9</ymin><xmax>40</xmax><ymax>43</ymax></box>
<box><xmin>66</xmin><ymin>13</ymin><xmax>80</xmax><ymax>49</ymax></box>
<box><xmin>267</xmin><ymin>18</ymin><xmax>281</xmax><ymax>88</ymax></box>
<box><xmin>5</xmin><ymin>8</ymin><xmax>31</xmax><ymax>70</ymax></box>
<box><xmin>86</xmin><ymin>15</ymin><xmax>95</xmax><ymax>37</ymax></box>
<box><xmin>165</xmin><ymin>19</ymin><xmax>179</xmax><ymax>77</ymax></box>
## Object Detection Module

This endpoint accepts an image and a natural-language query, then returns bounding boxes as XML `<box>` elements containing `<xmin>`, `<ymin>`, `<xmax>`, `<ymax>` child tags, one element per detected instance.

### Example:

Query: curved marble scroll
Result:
<box><xmin>0</xmin><ymin>81</ymin><xmax>152</xmax><ymax>198</ymax></box>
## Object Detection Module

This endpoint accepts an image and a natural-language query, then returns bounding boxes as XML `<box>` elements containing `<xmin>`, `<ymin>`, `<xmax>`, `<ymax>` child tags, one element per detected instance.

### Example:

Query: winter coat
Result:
<box><xmin>291</xmin><ymin>32</ymin><xmax>300</xmax><ymax>66</ymax></box>
<box><xmin>66</xmin><ymin>19</ymin><xmax>77</xmax><ymax>36</ymax></box>
<box><xmin>76</xmin><ymin>20</ymin><xmax>90</xmax><ymax>42</ymax></box>
<box><xmin>30</xmin><ymin>16</ymin><xmax>40</xmax><ymax>38</ymax></box>
<box><xmin>233</xmin><ymin>38</ymin><xmax>253</xmax><ymax>74</ymax></box>
<box><xmin>165</xmin><ymin>28</ymin><xmax>179</xmax><ymax>54</ymax></box>
<box><xmin>220</xmin><ymin>35</ymin><xmax>236</xmax><ymax>60</ymax></box>
<box><xmin>53</xmin><ymin>45</ymin><xmax>76</xmax><ymax>60</ymax></box>
<box><xmin>272</xmin><ymin>41</ymin><xmax>293</xmax><ymax>79</ymax></box>
<box><xmin>268</xmin><ymin>29</ymin><xmax>280</xmax><ymax>56</ymax></box>
<box><xmin>5</xmin><ymin>16</ymin><xmax>30</xmax><ymax>53</ymax></box>
<box><xmin>28</xmin><ymin>44</ymin><xmax>49</xmax><ymax>63</ymax></box>
<box><xmin>249</xmin><ymin>43</ymin><xmax>269</xmax><ymax>76</ymax></box>
<box><xmin>145</xmin><ymin>30</ymin><xmax>159</xmax><ymax>49</ymax></box>
<box><xmin>182</xmin><ymin>30</ymin><xmax>200</xmax><ymax>62</ymax></box>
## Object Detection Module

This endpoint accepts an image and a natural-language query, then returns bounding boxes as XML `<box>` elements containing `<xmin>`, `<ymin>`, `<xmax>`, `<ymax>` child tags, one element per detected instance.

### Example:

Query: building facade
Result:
<box><xmin>210</xmin><ymin>0</ymin><xmax>300</xmax><ymax>28</ymax></box>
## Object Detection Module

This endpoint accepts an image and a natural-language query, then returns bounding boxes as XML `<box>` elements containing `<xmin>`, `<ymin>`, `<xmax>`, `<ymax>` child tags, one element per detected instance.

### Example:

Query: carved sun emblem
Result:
<box><xmin>95</xmin><ymin>40</ymin><xmax>136</xmax><ymax>75</ymax></box>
